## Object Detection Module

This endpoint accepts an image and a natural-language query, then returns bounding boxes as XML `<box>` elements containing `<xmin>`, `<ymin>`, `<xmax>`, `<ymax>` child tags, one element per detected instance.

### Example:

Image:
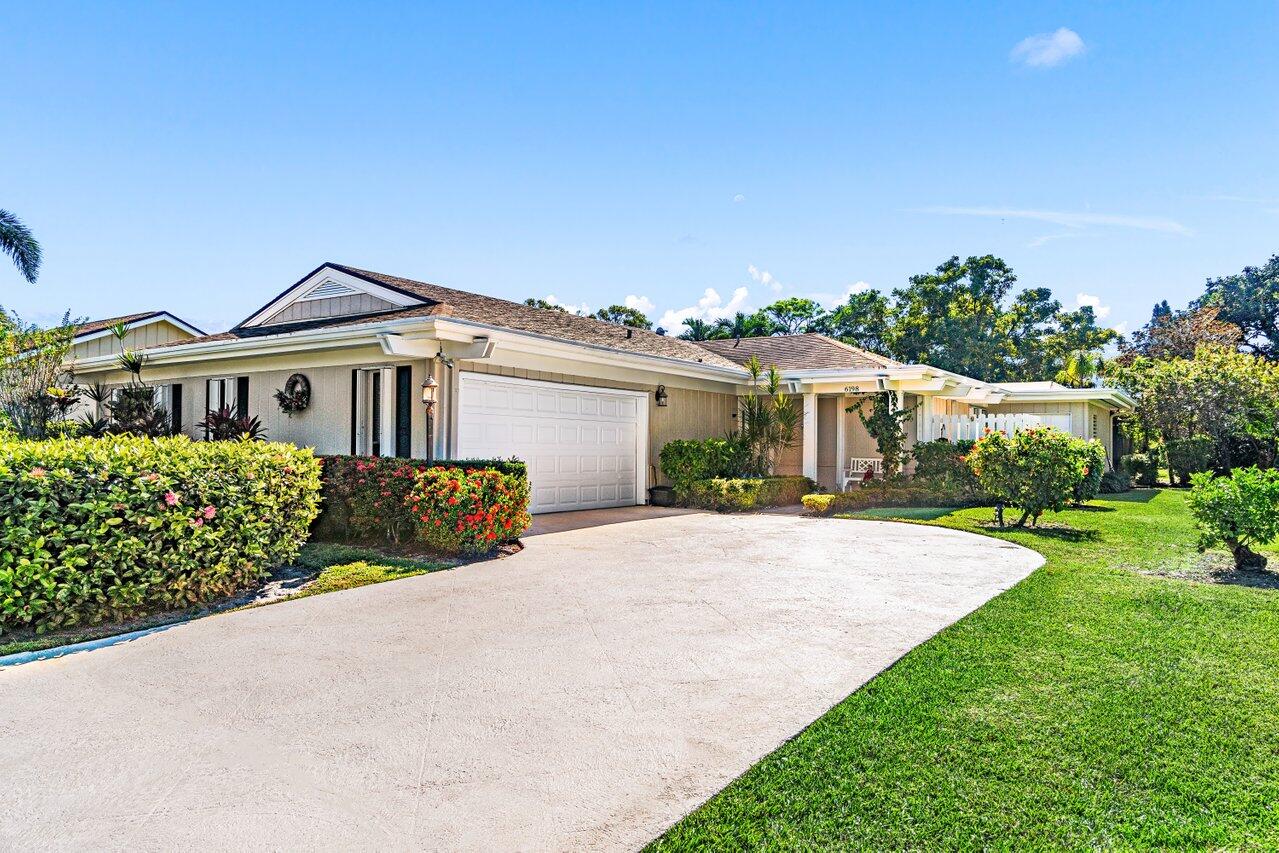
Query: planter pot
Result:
<box><xmin>648</xmin><ymin>485</ymin><xmax>677</xmax><ymax>507</ymax></box>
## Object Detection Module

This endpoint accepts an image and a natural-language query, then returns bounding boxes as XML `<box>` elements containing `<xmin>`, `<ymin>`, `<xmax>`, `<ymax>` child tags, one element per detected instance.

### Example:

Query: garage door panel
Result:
<box><xmin>457</xmin><ymin>374</ymin><xmax>645</xmax><ymax>513</ymax></box>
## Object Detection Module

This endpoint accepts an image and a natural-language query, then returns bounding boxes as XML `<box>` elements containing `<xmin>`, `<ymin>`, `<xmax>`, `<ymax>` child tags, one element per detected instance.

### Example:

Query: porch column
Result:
<box><xmin>835</xmin><ymin>395</ymin><xmax>847</xmax><ymax>486</ymax></box>
<box><xmin>802</xmin><ymin>392</ymin><xmax>818</xmax><ymax>482</ymax></box>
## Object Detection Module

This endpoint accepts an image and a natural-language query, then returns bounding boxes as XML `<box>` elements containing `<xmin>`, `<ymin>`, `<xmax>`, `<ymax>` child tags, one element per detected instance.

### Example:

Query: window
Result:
<box><xmin>352</xmin><ymin>368</ymin><xmax>397</xmax><ymax>456</ymax></box>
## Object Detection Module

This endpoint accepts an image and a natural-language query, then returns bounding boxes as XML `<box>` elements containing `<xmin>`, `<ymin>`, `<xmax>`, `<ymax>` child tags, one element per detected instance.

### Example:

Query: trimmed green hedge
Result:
<box><xmin>0</xmin><ymin>436</ymin><xmax>322</xmax><ymax>634</ymax></box>
<box><xmin>315</xmin><ymin>455</ymin><xmax>527</xmax><ymax>543</ymax></box>
<box><xmin>681</xmin><ymin>476</ymin><xmax>814</xmax><ymax>512</ymax></box>
<box><xmin>659</xmin><ymin>438</ymin><xmax>749</xmax><ymax>491</ymax></box>
<box><xmin>802</xmin><ymin>480</ymin><xmax>984</xmax><ymax>516</ymax></box>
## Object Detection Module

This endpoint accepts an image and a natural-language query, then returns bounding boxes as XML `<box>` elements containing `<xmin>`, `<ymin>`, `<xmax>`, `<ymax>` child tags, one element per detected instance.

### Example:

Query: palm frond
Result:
<box><xmin>0</xmin><ymin>209</ymin><xmax>42</xmax><ymax>283</ymax></box>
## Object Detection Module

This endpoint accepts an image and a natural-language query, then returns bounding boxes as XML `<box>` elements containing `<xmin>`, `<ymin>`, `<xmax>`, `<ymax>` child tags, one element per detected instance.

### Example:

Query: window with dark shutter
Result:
<box><xmin>236</xmin><ymin>377</ymin><xmax>249</xmax><ymax>420</ymax></box>
<box><xmin>171</xmin><ymin>384</ymin><xmax>183</xmax><ymax>435</ymax></box>
<box><xmin>395</xmin><ymin>366</ymin><xmax>412</xmax><ymax>457</ymax></box>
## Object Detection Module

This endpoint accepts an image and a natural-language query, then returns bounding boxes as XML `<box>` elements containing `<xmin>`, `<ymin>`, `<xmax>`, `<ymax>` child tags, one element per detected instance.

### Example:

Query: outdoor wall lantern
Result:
<box><xmin>421</xmin><ymin>375</ymin><xmax>439</xmax><ymax>412</ymax></box>
<box><xmin>655</xmin><ymin>384</ymin><xmax>668</xmax><ymax>407</ymax></box>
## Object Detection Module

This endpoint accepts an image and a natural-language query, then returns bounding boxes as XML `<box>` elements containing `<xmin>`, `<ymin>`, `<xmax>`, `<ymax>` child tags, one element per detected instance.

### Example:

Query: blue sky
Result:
<box><xmin>3</xmin><ymin>2</ymin><xmax>1277</xmax><ymax>337</ymax></box>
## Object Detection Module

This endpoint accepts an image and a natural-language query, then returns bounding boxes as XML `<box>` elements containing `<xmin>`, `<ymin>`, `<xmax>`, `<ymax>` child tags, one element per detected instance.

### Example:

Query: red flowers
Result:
<box><xmin>405</xmin><ymin>465</ymin><xmax>531</xmax><ymax>555</ymax></box>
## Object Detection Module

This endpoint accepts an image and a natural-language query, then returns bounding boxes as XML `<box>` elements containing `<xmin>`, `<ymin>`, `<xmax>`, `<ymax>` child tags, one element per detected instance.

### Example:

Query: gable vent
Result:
<box><xmin>301</xmin><ymin>279</ymin><xmax>359</xmax><ymax>301</ymax></box>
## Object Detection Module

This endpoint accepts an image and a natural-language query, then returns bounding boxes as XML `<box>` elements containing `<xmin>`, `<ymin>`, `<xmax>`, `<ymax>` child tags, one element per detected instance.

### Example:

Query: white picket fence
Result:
<box><xmin>923</xmin><ymin>412</ymin><xmax>1072</xmax><ymax>443</ymax></box>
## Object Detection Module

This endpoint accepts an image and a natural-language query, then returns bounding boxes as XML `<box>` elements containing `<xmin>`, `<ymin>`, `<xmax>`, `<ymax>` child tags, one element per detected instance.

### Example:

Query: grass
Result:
<box><xmin>0</xmin><ymin>542</ymin><xmax>446</xmax><ymax>659</ymax></box>
<box><xmin>652</xmin><ymin>490</ymin><xmax>1279</xmax><ymax>849</ymax></box>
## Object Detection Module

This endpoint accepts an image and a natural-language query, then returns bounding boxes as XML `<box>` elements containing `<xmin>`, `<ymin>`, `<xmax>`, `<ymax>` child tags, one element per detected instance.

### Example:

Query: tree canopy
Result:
<box><xmin>1196</xmin><ymin>255</ymin><xmax>1279</xmax><ymax>360</ymax></box>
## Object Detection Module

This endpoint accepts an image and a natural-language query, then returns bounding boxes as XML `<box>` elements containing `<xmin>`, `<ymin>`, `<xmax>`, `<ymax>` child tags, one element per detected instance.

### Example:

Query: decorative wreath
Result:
<box><xmin>274</xmin><ymin>373</ymin><xmax>312</xmax><ymax>414</ymax></box>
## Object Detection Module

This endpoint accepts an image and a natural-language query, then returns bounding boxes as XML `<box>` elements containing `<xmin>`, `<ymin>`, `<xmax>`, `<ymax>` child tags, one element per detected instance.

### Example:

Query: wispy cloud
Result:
<box><xmin>733</xmin><ymin>193</ymin><xmax>746</xmax><ymax>204</ymax></box>
<box><xmin>658</xmin><ymin>286</ymin><xmax>751</xmax><ymax>334</ymax></box>
<box><xmin>541</xmin><ymin>293</ymin><xmax>591</xmax><ymax>315</ymax></box>
<box><xmin>915</xmin><ymin>205</ymin><xmax>1192</xmax><ymax>236</ymax></box>
<box><xmin>747</xmin><ymin>264</ymin><xmax>784</xmax><ymax>293</ymax></box>
<box><xmin>1011</xmin><ymin>27</ymin><xmax>1085</xmax><ymax>68</ymax></box>
<box><xmin>1027</xmin><ymin>232</ymin><xmax>1080</xmax><ymax>248</ymax></box>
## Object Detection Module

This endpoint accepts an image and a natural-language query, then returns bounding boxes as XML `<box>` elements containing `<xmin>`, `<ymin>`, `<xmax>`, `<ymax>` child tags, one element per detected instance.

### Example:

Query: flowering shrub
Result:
<box><xmin>0</xmin><ymin>435</ymin><xmax>321</xmax><ymax>634</ymax></box>
<box><xmin>967</xmin><ymin>428</ymin><xmax>1086</xmax><ymax>527</ymax></box>
<box><xmin>407</xmin><ymin>467</ymin><xmax>531</xmax><ymax>555</ymax></box>
<box><xmin>1071</xmin><ymin>439</ymin><xmax>1108</xmax><ymax>504</ymax></box>
<box><xmin>316</xmin><ymin>455</ymin><xmax>527</xmax><ymax>543</ymax></box>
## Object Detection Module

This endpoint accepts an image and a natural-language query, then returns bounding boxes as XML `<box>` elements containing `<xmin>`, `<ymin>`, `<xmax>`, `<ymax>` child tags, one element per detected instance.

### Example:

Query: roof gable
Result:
<box><xmin>237</xmin><ymin>264</ymin><xmax>428</xmax><ymax>329</ymax></box>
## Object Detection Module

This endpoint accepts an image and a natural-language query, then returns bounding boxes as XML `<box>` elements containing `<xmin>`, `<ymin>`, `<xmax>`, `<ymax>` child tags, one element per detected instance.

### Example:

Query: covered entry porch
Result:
<box><xmin>780</xmin><ymin>368</ymin><xmax>1007</xmax><ymax>493</ymax></box>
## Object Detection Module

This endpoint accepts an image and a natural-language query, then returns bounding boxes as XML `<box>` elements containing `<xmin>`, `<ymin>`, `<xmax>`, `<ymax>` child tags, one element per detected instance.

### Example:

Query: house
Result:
<box><xmin>69</xmin><ymin>262</ymin><xmax>1134</xmax><ymax>513</ymax></box>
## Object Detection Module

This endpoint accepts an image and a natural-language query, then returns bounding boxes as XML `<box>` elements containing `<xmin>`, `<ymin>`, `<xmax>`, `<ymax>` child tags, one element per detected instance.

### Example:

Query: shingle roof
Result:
<box><xmin>149</xmin><ymin>264</ymin><xmax>745</xmax><ymax>371</ymax></box>
<box><xmin>75</xmin><ymin>311</ymin><xmax>164</xmax><ymax>338</ymax></box>
<box><xmin>695</xmin><ymin>334</ymin><xmax>900</xmax><ymax>371</ymax></box>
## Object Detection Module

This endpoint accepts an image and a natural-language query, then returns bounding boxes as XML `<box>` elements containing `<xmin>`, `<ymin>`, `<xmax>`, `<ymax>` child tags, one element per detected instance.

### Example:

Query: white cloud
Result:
<box><xmin>624</xmin><ymin>294</ymin><xmax>655</xmax><ymax>314</ymax></box>
<box><xmin>1074</xmin><ymin>292</ymin><xmax>1112</xmax><ymax>320</ymax></box>
<box><xmin>1111</xmin><ymin>321</ymin><xmax>1129</xmax><ymax>336</ymax></box>
<box><xmin>541</xmin><ymin>293</ymin><xmax>591</xmax><ymax>315</ymax></box>
<box><xmin>809</xmin><ymin>280</ymin><xmax>873</xmax><ymax>309</ymax></box>
<box><xmin>915</xmin><ymin>205</ymin><xmax>1192</xmax><ymax>236</ymax></box>
<box><xmin>658</xmin><ymin>286</ymin><xmax>751</xmax><ymax>335</ymax></box>
<box><xmin>733</xmin><ymin>193</ymin><xmax>746</xmax><ymax>203</ymax></box>
<box><xmin>747</xmin><ymin>264</ymin><xmax>784</xmax><ymax>293</ymax></box>
<box><xmin>1011</xmin><ymin>27</ymin><xmax>1085</xmax><ymax>68</ymax></box>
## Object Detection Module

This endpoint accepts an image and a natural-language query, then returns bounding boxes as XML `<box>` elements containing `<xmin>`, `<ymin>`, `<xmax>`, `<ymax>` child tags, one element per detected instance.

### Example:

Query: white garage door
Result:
<box><xmin>456</xmin><ymin>373</ymin><xmax>648</xmax><ymax>514</ymax></box>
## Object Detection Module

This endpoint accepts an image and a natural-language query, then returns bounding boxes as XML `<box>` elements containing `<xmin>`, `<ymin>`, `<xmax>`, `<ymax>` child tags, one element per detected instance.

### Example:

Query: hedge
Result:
<box><xmin>802</xmin><ymin>480</ymin><xmax>985</xmax><ymax>516</ymax></box>
<box><xmin>315</xmin><ymin>455</ymin><xmax>527</xmax><ymax>543</ymax></box>
<box><xmin>681</xmin><ymin>476</ymin><xmax>814</xmax><ymax>512</ymax></box>
<box><xmin>1120</xmin><ymin>452</ymin><xmax>1160</xmax><ymax>487</ymax></box>
<box><xmin>658</xmin><ymin>437</ymin><xmax>749</xmax><ymax>491</ymax></box>
<box><xmin>409</xmin><ymin>467</ymin><xmax>532</xmax><ymax>555</ymax></box>
<box><xmin>1167</xmin><ymin>436</ymin><xmax>1216</xmax><ymax>485</ymax></box>
<box><xmin>0</xmin><ymin>435</ymin><xmax>321</xmax><ymax>634</ymax></box>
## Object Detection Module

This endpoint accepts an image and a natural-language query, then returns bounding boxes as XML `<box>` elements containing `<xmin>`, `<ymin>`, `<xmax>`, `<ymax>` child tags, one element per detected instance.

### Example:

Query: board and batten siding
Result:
<box><xmin>455</xmin><ymin>361</ymin><xmax>736</xmax><ymax>483</ymax></box>
<box><xmin>258</xmin><ymin>293</ymin><xmax>398</xmax><ymax>326</ymax></box>
<box><xmin>72</xmin><ymin>321</ymin><xmax>193</xmax><ymax>360</ymax></box>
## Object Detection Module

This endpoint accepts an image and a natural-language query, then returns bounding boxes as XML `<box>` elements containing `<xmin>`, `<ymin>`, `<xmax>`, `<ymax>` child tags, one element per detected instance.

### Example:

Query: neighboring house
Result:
<box><xmin>71</xmin><ymin>311</ymin><xmax>205</xmax><ymax>362</ymax></box>
<box><xmin>69</xmin><ymin>263</ymin><xmax>1133</xmax><ymax>513</ymax></box>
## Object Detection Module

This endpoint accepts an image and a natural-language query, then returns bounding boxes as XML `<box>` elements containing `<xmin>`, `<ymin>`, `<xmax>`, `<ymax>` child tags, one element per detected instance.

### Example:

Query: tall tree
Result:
<box><xmin>593</xmin><ymin>304</ymin><xmax>652</xmax><ymax>329</ymax></box>
<box><xmin>0</xmin><ymin>209</ymin><xmax>41</xmax><ymax>283</ymax></box>
<box><xmin>1120</xmin><ymin>304</ymin><xmax>1242</xmax><ymax>363</ymax></box>
<box><xmin>759</xmin><ymin>297</ymin><xmax>827</xmax><ymax>335</ymax></box>
<box><xmin>1197</xmin><ymin>255</ymin><xmax>1279</xmax><ymax>359</ymax></box>
<box><xmin>890</xmin><ymin>255</ymin><xmax>1019</xmax><ymax>380</ymax></box>
<box><xmin>827</xmin><ymin>290</ymin><xmax>893</xmax><ymax>355</ymax></box>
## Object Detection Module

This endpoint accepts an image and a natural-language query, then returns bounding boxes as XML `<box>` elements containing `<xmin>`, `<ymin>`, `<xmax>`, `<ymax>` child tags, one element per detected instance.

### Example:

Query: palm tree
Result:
<box><xmin>1054</xmin><ymin>350</ymin><xmax>1105</xmax><ymax>388</ymax></box>
<box><xmin>678</xmin><ymin>318</ymin><xmax>713</xmax><ymax>341</ymax></box>
<box><xmin>0</xmin><ymin>210</ymin><xmax>41</xmax><ymax>283</ymax></box>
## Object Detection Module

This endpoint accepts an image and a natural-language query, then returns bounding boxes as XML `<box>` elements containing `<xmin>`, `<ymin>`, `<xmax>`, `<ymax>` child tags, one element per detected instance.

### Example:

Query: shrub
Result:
<box><xmin>1187</xmin><ymin>467</ymin><xmax>1279</xmax><ymax>569</ymax></box>
<box><xmin>967</xmin><ymin>428</ymin><xmax>1085</xmax><ymax>527</ymax></box>
<box><xmin>408</xmin><ymin>467</ymin><xmax>531</xmax><ymax>555</ymax></box>
<box><xmin>0</xmin><ymin>435</ymin><xmax>321</xmax><ymax>634</ymax></box>
<box><xmin>682</xmin><ymin>476</ymin><xmax>813</xmax><ymax>512</ymax></box>
<box><xmin>1072</xmin><ymin>440</ymin><xmax>1108</xmax><ymax>504</ymax></box>
<box><xmin>1120</xmin><ymin>452</ymin><xmax>1159</xmax><ymax>487</ymax></box>
<box><xmin>912</xmin><ymin>439</ymin><xmax>982</xmax><ymax>498</ymax></box>
<box><xmin>802</xmin><ymin>478</ymin><xmax>985</xmax><ymax>516</ymax></box>
<box><xmin>316</xmin><ymin>455</ymin><xmax>527</xmax><ymax>543</ymax></box>
<box><xmin>1166</xmin><ymin>435</ymin><xmax>1216</xmax><ymax>485</ymax></box>
<box><xmin>197</xmin><ymin>405</ymin><xmax>266</xmax><ymax>441</ymax></box>
<box><xmin>659</xmin><ymin>437</ymin><xmax>748</xmax><ymax>491</ymax></box>
<box><xmin>1100</xmin><ymin>468</ymin><xmax>1132</xmax><ymax>493</ymax></box>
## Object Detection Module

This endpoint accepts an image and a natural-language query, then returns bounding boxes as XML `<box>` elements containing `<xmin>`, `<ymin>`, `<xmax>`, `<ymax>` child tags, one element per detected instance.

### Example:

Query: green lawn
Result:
<box><xmin>652</xmin><ymin>490</ymin><xmax>1279</xmax><ymax>849</ymax></box>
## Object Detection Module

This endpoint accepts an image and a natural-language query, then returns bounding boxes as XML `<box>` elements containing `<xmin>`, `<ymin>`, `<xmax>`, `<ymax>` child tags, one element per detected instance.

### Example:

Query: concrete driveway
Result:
<box><xmin>0</xmin><ymin>511</ymin><xmax>1041</xmax><ymax>851</ymax></box>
